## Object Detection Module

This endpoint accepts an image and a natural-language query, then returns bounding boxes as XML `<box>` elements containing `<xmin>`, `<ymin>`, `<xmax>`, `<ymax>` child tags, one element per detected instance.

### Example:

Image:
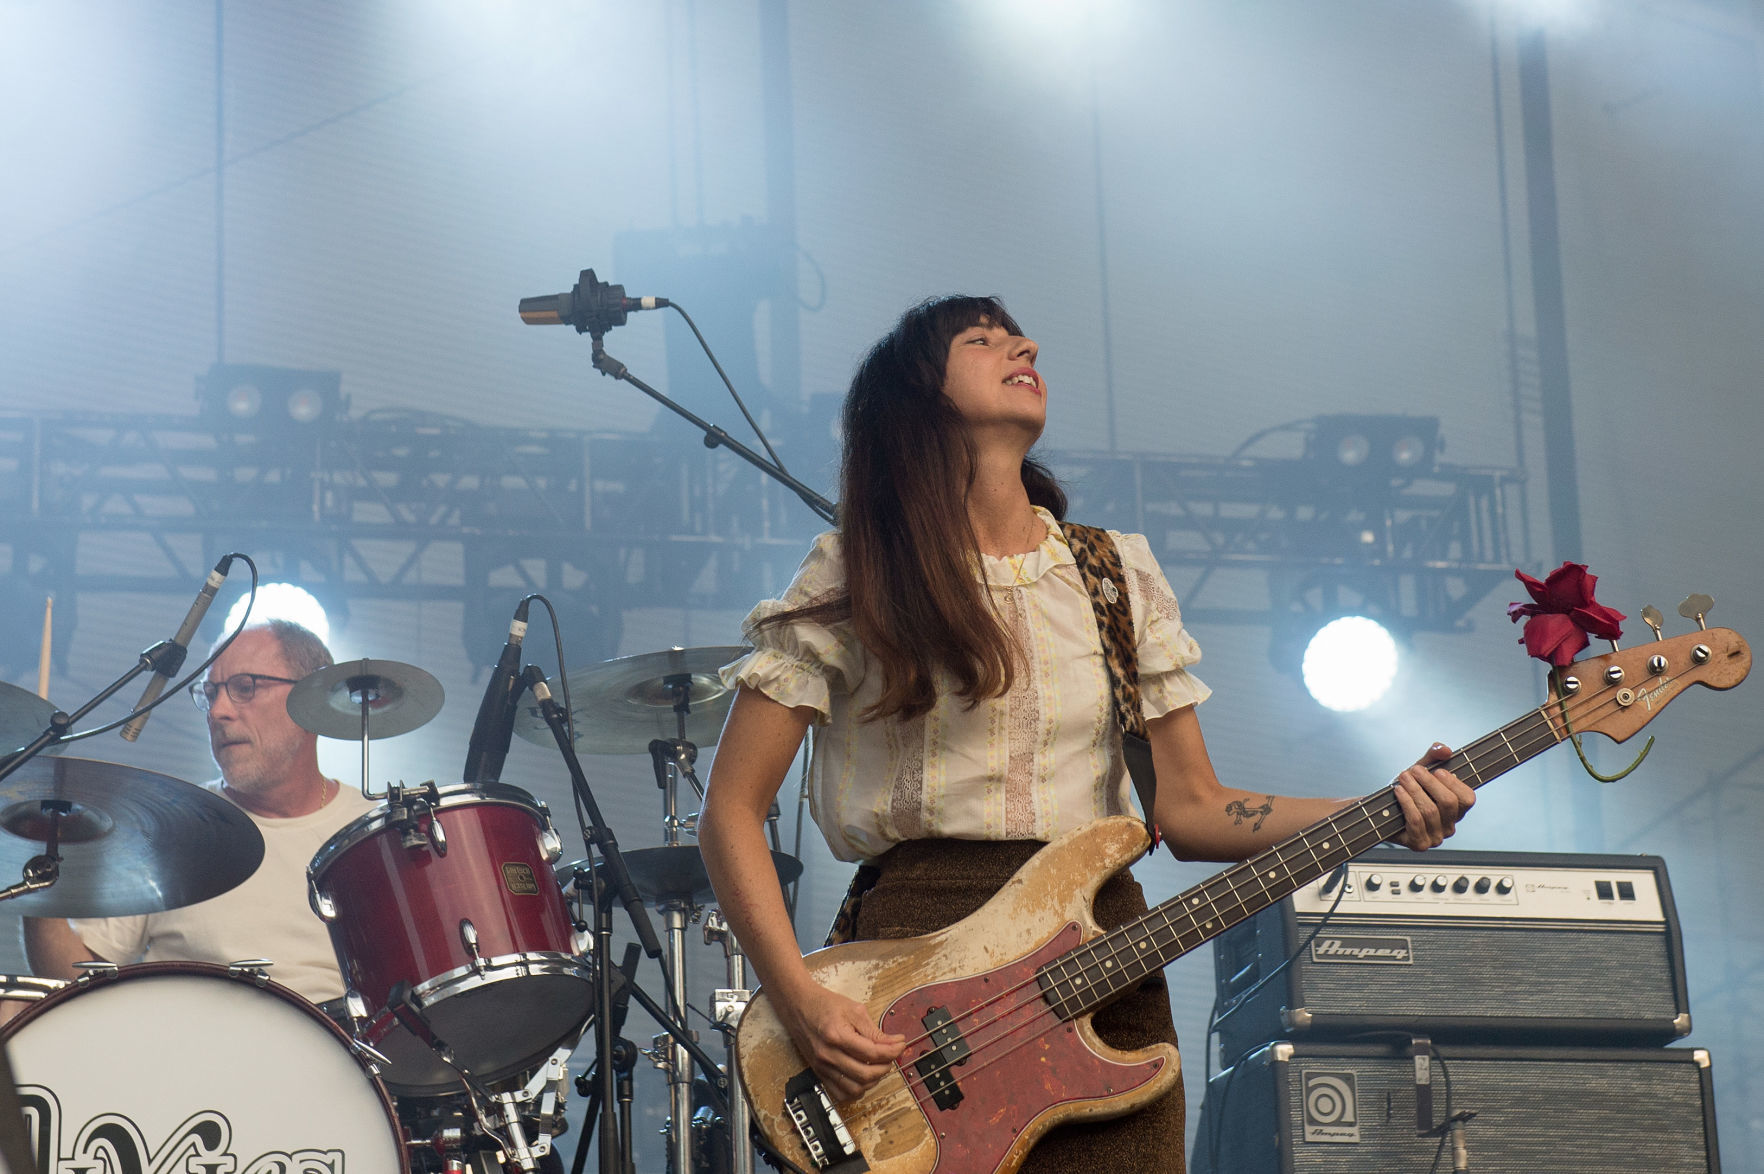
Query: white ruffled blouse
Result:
<box><xmin>722</xmin><ymin>507</ymin><xmax>1210</xmax><ymax>863</ymax></box>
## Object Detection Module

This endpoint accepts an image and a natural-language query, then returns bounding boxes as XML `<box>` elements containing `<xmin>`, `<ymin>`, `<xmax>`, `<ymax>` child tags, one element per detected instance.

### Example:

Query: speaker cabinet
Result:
<box><xmin>1213</xmin><ymin>849</ymin><xmax>1690</xmax><ymax>1065</ymax></box>
<box><xmin>1192</xmin><ymin>1042</ymin><xmax>1720</xmax><ymax>1174</ymax></box>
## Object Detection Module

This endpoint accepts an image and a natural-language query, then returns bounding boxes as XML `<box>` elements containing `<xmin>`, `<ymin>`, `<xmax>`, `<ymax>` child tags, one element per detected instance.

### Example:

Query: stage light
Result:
<box><xmin>285</xmin><ymin>387</ymin><xmax>327</xmax><ymax>424</ymax></box>
<box><xmin>1335</xmin><ymin>432</ymin><xmax>1371</xmax><ymax>468</ymax></box>
<box><xmin>222</xmin><ymin>582</ymin><xmax>331</xmax><ymax>645</ymax></box>
<box><xmin>197</xmin><ymin>364</ymin><xmax>345</xmax><ymax>434</ymax></box>
<box><xmin>224</xmin><ymin>382</ymin><xmax>263</xmax><ymax>421</ymax></box>
<box><xmin>1301</xmin><ymin>616</ymin><xmax>1398</xmax><ymax>712</ymax></box>
<box><xmin>1308</xmin><ymin>415</ymin><xmax>1441</xmax><ymax>483</ymax></box>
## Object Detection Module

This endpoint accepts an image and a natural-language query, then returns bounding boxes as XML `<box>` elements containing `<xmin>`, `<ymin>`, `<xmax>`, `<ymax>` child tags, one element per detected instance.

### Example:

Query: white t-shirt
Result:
<box><xmin>71</xmin><ymin>782</ymin><xmax>378</xmax><ymax>1003</ymax></box>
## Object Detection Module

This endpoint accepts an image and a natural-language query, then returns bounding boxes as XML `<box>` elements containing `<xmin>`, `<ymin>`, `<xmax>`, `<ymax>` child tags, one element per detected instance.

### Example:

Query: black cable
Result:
<box><xmin>667</xmin><ymin>302</ymin><xmax>790</xmax><ymax>475</ymax></box>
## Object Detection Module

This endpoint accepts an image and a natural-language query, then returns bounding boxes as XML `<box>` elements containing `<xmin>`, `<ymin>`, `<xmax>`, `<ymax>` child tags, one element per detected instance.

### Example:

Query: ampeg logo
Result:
<box><xmin>1310</xmin><ymin>934</ymin><xmax>1413</xmax><ymax>964</ymax></box>
<box><xmin>1301</xmin><ymin>1071</ymin><xmax>1360</xmax><ymax>1143</ymax></box>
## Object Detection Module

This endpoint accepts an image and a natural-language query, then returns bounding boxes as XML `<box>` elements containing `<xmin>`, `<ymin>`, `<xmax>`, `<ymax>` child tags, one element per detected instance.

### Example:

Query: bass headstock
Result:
<box><xmin>1548</xmin><ymin>626</ymin><xmax>1750</xmax><ymax>744</ymax></box>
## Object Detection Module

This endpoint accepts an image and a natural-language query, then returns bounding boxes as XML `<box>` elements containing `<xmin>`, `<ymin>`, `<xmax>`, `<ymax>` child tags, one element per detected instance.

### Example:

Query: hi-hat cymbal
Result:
<box><xmin>0</xmin><ymin>681</ymin><xmax>59</xmax><ymax>757</ymax></box>
<box><xmin>0</xmin><ymin>756</ymin><xmax>265</xmax><ymax>918</ymax></box>
<box><xmin>557</xmin><ymin>844</ymin><xmax>802</xmax><ymax>907</ymax></box>
<box><xmin>287</xmin><ymin>659</ymin><xmax>444</xmax><ymax>740</ymax></box>
<box><xmin>513</xmin><ymin>646</ymin><xmax>748</xmax><ymax>756</ymax></box>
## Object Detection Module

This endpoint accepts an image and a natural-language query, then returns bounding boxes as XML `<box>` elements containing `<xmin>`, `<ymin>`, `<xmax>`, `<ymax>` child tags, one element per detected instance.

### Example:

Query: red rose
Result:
<box><xmin>1507</xmin><ymin>562</ymin><xmax>1626</xmax><ymax>667</ymax></box>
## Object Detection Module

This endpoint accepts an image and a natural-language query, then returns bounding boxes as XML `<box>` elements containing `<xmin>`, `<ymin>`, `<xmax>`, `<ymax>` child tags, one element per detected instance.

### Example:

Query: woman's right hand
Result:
<box><xmin>775</xmin><ymin>978</ymin><xmax>907</xmax><ymax>1103</ymax></box>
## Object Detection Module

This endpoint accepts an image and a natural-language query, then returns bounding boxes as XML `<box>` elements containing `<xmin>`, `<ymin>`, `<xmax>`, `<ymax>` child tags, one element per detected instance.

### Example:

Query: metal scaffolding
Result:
<box><xmin>0</xmin><ymin>412</ymin><xmax>1520</xmax><ymax>671</ymax></box>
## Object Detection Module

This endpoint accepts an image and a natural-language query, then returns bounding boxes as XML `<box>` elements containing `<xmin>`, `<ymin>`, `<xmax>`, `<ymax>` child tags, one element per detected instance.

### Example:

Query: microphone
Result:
<box><xmin>518</xmin><ymin>269</ymin><xmax>668</xmax><ymax>335</ymax></box>
<box><xmin>121</xmin><ymin>555</ymin><xmax>233</xmax><ymax>742</ymax></box>
<box><xmin>462</xmin><ymin>597</ymin><xmax>530</xmax><ymax>784</ymax></box>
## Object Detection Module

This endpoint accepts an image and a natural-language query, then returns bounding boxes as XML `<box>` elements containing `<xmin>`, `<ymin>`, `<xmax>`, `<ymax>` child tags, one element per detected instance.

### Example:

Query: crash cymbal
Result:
<box><xmin>557</xmin><ymin>844</ymin><xmax>802</xmax><ymax>907</ymax></box>
<box><xmin>287</xmin><ymin>659</ymin><xmax>444</xmax><ymax>740</ymax></box>
<box><xmin>513</xmin><ymin>646</ymin><xmax>748</xmax><ymax>756</ymax></box>
<box><xmin>0</xmin><ymin>756</ymin><xmax>264</xmax><ymax>918</ymax></box>
<box><xmin>0</xmin><ymin>681</ymin><xmax>58</xmax><ymax>757</ymax></box>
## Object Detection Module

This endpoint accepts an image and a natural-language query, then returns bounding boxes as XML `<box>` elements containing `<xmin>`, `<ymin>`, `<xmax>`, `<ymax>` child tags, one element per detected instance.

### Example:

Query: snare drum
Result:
<box><xmin>1</xmin><ymin>962</ymin><xmax>404</xmax><ymax>1169</ymax></box>
<box><xmin>309</xmin><ymin>782</ymin><xmax>592</xmax><ymax>1096</ymax></box>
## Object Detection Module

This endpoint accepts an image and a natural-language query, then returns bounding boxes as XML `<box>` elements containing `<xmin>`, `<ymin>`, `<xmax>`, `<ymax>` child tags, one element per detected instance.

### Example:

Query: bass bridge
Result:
<box><xmin>783</xmin><ymin>1069</ymin><xmax>869</xmax><ymax>1172</ymax></box>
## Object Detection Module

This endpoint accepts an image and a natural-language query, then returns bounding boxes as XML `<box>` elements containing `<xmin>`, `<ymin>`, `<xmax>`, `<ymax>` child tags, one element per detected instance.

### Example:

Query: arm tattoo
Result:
<box><xmin>1225</xmin><ymin>795</ymin><xmax>1275</xmax><ymax>833</ymax></box>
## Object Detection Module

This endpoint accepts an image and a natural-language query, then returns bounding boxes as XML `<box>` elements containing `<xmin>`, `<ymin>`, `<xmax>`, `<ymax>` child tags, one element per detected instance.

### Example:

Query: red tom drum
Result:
<box><xmin>309</xmin><ymin>781</ymin><xmax>591</xmax><ymax>1095</ymax></box>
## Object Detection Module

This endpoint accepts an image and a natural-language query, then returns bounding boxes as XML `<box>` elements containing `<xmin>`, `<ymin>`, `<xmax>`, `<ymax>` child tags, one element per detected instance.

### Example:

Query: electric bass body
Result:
<box><xmin>736</xmin><ymin>817</ymin><xmax>1173</xmax><ymax>1174</ymax></box>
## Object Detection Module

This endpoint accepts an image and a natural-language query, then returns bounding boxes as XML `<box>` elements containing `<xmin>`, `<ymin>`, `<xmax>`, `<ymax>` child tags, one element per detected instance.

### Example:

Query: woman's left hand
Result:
<box><xmin>1390</xmin><ymin>743</ymin><xmax>1476</xmax><ymax>850</ymax></box>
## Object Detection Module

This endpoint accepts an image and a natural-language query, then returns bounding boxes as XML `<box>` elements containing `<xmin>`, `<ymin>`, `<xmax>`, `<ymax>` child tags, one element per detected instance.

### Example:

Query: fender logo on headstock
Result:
<box><xmin>1638</xmin><ymin>677</ymin><xmax>1676</xmax><ymax>712</ymax></box>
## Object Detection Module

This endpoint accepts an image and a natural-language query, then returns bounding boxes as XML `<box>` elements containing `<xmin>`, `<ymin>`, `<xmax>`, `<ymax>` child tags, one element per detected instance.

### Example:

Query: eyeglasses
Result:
<box><xmin>189</xmin><ymin>673</ymin><xmax>301</xmax><ymax>711</ymax></box>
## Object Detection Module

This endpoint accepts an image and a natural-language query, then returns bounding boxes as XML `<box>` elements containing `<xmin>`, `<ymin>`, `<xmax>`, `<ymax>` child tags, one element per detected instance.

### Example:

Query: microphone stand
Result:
<box><xmin>0</xmin><ymin>638</ymin><xmax>188</xmax><ymax>901</ymax></box>
<box><xmin>530</xmin><ymin>687</ymin><xmax>734</xmax><ymax>1170</ymax></box>
<box><xmin>590</xmin><ymin>336</ymin><xmax>836</xmax><ymax>526</ymax></box>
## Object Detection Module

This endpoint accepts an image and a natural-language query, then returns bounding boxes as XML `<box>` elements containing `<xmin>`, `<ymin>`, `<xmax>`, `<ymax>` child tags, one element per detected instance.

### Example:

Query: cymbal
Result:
<box><xmin>0</xmin><ymin>681</ymin><xmax>59</xmax><ymax>757</ymax></box>
<box><xmin>558</xmin><ymin>844</ymin><xmax>802</xmax><ymax>907</ymax></box>
<box><xmin>287</xmin><ymin>659</ymin><xmax>444</xmax><ymax>740</ymax></box>
<box><xmin>513</xmin><ymin>646</ymin><xmax>748</xmax><ymax>756</ymax></box>
<box><xmin>0</xmin><ymin>756</ymin><xmax>264</xmax><ymax>918</ymax></box>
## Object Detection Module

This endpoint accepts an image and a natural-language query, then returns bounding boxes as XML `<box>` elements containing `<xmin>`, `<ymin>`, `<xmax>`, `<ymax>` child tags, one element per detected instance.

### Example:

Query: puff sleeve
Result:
<box><xmin>1115</xmin><ymin>531</ymin><xmax>1212</xmax><ymax>718</ymax></box>
<box><xmin>719</xmin><ymin>531</ymin><xmax>862</xmax><ymax>722</ymax></box>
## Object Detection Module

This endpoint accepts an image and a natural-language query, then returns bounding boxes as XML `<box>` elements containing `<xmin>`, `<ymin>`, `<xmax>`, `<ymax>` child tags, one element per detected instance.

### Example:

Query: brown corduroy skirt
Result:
<box><xmin>835</xmin><ymin>837</ymin><xmax>1187</xmax><ymax>1174</ymax></box>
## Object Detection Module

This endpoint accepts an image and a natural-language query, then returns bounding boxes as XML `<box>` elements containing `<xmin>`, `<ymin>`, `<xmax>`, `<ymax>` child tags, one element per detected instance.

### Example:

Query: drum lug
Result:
<box><xmin>226</xmin><ymin>959</ymin><xmax>274</xmax><ymax>987</ymax></box>
<box><xmin>460</xmin><ymin>918</ymin><xmax>487</xmax><ymax>973</ymax></box>
<box><xmin>344</xmin><ymin>987</ymin><xmax>370</xmax><ymax>1026</ymax></box>
<box><xmin>310</xmin><ymin>878</ymin><xmax>338</xmax><ymax>922</ymax></box>
<box><xmin>539</xmin><ymin>825</ymin><xmax>563</xmax><ymax>864</ymax></box>
<box><xmin>430</xmin><ymin>813</ymin><xmax>448</xmax><ymax>856</ymax></box>
<box><xmin>72</xmin><ymin>960</ymin><xmax>118</xmax><ymax>984</ymax></box>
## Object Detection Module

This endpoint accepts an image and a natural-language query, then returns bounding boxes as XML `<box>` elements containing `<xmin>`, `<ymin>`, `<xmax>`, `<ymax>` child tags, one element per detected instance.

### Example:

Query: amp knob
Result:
<box><xmin>1430</xmin><ymin>875</ymin><xmax>1449</xmax><ymax>892</ymax></box>
<box><xmin>1365</xmin><ymin>874</ymin><xmax>1384</xmax><ymax>891</ymax></box>
<box><xmin>1496</xmin><ymin>876</ymin><xmax>1515</xmax><ymax>895</ymax></box>
<box><xmin>1452</xmin><ymin>876</ymin><xmax>1470</xmax><ymax>894</ymax></box>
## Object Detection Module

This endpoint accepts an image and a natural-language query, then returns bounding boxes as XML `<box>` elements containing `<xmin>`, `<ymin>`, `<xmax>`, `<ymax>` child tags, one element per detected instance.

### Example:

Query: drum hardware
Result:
<box><xmin>0</xmin><ymin>756</ymin><xmax>264</xmax><ymax>917</ymax></box>
<box><xmin>286</xmin><ymin>657</ymin><xmax>444</xmax><ymax>798</ymax></box>
<box><xmin>704</xmin><ymin>909</ymin><xmax>756</xmax><ymax>1174</ymax></box>
<box><xmin>310</xmin><ymin>780</ymin><xmax>591</xmax><ymax>1096</ymax></box>
<box><xmin>224</xmin><ymin>957</ymin><xmax>274</xmax><ymax>986</ymax></box>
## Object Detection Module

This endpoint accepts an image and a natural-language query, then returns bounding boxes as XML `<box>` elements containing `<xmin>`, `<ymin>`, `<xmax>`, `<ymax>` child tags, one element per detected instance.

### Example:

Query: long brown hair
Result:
<box><xmin>758</xmin><ymin>295</ymin><xmax>1066</xmax><ymax>721</ymax></box>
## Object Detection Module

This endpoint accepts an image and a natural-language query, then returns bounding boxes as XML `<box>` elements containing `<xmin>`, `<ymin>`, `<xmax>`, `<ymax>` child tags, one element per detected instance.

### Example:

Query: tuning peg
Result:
<box><xmin>1677</xmin><ymin>594</ymin><xmax>1714</xmax><ymax>631</ymax></box>
<box><xmin>1640</xmin><ymin>605</ymin><xmax>1665</xmax><ymax>641</ymax></box>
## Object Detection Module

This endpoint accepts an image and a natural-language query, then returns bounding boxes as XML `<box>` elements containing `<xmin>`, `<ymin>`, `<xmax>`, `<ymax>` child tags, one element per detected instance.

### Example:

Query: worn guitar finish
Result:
<box><xmin>737</xmin><ymin>629</ymin><xmax>1750</xmax><ymax>1174</ymax></box>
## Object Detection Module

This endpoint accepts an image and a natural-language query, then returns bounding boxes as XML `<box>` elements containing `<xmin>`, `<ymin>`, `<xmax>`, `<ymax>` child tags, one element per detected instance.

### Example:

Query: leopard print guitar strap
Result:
<box><xmin>1059</xmin><ymin>521</ymin><xmax>1160</xmax><ymax>845</ymax></box>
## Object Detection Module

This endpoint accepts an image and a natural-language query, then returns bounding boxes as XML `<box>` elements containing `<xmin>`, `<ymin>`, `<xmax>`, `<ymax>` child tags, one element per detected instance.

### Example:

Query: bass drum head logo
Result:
<box><xmin>1302</xmin><ymin>1070</ymin><xmax>1360</xmax><ymax>1143</ymax></box>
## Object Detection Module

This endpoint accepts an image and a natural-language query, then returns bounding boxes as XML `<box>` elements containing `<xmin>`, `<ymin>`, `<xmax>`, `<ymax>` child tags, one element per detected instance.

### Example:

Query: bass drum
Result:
<box><xmin>2</xmin><ymin>962</ymin><xmax>405</xmax><ymax>1172</ymax></box>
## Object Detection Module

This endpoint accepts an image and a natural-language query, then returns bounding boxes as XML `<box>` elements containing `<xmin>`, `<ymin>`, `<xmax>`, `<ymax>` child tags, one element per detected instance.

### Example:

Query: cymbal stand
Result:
<box><xmin>345</xmin><ymin>662</ymin><xmax>386</xmax><ymax>800</ymax></box>
<box><xmin>647</xmin><ymin>672</ymin><xmax>706</xmax><ymax>1174</ymax></box>
<box><xmin>704</xmin><ymin>909</ymin><xmax>755</xmax><ymax>1174</ymax></box>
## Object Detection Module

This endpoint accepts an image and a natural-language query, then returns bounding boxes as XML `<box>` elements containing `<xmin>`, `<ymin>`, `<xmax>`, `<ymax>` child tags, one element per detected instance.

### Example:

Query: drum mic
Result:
<box><xmin>463</xmin><ymin>597</ymin><xmax>530</xmax><ymax>784</ymax></box>
<box><xmin>121</xmin><ymin>555</ymin><xmax>233</xmax><ymax>742</ymax></box>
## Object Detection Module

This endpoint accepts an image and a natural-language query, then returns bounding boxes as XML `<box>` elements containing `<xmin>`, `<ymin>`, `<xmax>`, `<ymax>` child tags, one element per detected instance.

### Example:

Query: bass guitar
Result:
<box><xmin>735</xmin><ymin>625</ymin><xmax>1750</xmax><ymax>1174</ymax></box>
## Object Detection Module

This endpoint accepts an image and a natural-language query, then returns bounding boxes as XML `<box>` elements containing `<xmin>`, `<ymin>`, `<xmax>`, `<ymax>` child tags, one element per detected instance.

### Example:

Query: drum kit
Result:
<box><xmin>0</xmin><ymin>640</ymin><xmax>801</xmax><ymax>1174</ymax></box>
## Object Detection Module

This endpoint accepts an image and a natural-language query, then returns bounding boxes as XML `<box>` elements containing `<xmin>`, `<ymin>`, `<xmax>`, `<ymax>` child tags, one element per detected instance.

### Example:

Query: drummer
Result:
<box><xmin>20</xmin><ymin>619</ymin><xmax>377</xmax><ymax>1005</ymax></box>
